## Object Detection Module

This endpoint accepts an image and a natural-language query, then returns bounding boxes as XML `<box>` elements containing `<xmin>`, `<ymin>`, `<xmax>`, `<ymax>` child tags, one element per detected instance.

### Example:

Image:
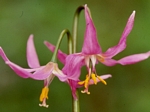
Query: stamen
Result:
<box><xmin>91</xmin><ymin>73</ymin><xmax>97</xmax><ymax>85</ymax></box>
<box><xmin>78</xmin><ymin>75</ymin><xmax>91</xmax><ymax>94</ymax></box>
<box><xmin>78</xmin><ymin>81</ymin><xmax>85</xmax><ymax>85</ymax></box>
<box><xmin>97</xmin><ymin>76</ymin><xmax>107</xmax><ymax>85</ymax></box>
<box><xmin>39</xmin><ymin>87</ymin><xmax>49</xmax><ymax>102</ymax></box>
<box><xmin>84</xmin><ymin>75</ymin><xmax>90</xmax><ymax>88</ymax></box>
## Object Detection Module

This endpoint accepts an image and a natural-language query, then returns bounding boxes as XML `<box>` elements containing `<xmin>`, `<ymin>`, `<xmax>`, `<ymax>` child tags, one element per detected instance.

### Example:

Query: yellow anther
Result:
<box><xmin>91</xmin><ymin>73</ymin><xmax>97</xmax><ymax>85</ymax></box>
<box><xmin>78</xmin><ymin>81</ymin><xmax>85</xmax><ymax>85</ymax></box>
<box><xmin>39</xmin><ymin>87</ymin><xmax>49</xmax><ymax>102</ymax></box>
<box><xmin>97</xmin><ymin>76</ymin><xmax>107</xmax><ymax>85</ymax></box>
<box><xmin>84</xmin><ymin>75</ymin><xmax>90</xmax><ymax>88</ymax></box>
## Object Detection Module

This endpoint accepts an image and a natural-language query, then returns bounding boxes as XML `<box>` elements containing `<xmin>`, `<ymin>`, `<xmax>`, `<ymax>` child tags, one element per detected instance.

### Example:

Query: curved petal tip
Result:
<box><xmin>27</xmin><ymin>34</ymin><xmax>40</xmax><ymax>68</ymax></box>
<box><xmin>130</xmin><ymin>10</ymin><xmax>136</xmax><ymax>20</ymax></box>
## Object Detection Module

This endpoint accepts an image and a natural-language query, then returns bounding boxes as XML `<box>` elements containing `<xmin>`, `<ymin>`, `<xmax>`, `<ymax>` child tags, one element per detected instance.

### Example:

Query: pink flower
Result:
<box><xmin>44</xmin><ymin>4</ymin><xmax>150</xmax><ymax>96</ymax></box>
<box><xmin>0</xmin><ymin>34</ymin><xmax>67</xmax><ymax>107</ymax></box>
<box><xmin>45</xmin><ymin>41</ymin><xmax>112</xmax><ymax>98</ymax></box>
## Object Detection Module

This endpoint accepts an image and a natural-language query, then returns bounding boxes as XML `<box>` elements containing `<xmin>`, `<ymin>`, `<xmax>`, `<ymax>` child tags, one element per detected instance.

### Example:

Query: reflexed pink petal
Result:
<box><xmin>104</xmin><ymin>11</ymin><xmax>136</xmax><ymax>58</ymax></box>
<box><xmin>53</xmin><ymin>70</ymin><xmax>67</xmax><ymax>82</ymax></box>
<box><xmin>27</xmin><ymin>34</ymin><xmax>40</xmax><ymax>68</ymax></box>
<box><xmin>67</xmin><ymin>79</ymin><xmax>79</xmax><ymax>99</ymax></box>
<box><xmin>0</xmin><ymin>47</ymin><xmax>42</xmax><ymax>78</ymax></box>
<box><xmin>100</xmin><ymin>58</ymin><xmax>118</xmax><ymax>66</ymax></box>
<box><xmin>0</xmin><ymin>47</ymin><xmax>10</xmax><ymax>61</ymax></box>
<box><xmin>62</xmin><ymin>53</ymin><xmax>85</xmax><ymax>80</ymax></box>
<box><xmin>24</xmin><ymin>67</ymin><xmax>43</xmax><ymax>73</ymax></box>
<box><xmin>82</xmin><ymin>4</ymin><xmax>102</xmax><ymax>55</ymax></box>
<box><xmin>53</xmin><ymin>63</ymin><xmax>67</xmax><ymax>82</ymax></box>
<box><xmin>103</xmin><ymin>43</ymin><xmax>126</xmax><ymax>58</ymax></box>
<box><xmin>99</xmin><ymin>74</ymin><xmax>112</xmax><ymax>79</ymax></box>
<box><xmin>119</xmin><ymin>11</ymin><xmax>135</xmax><ymax>45</ymax></box>
<box><xmin>5</xmin><ymin>61</ymin><xmax>30</xmax><ymax>78</ymax></box>
<box><xmin>89</xmin><ymin>74</ymin><xmax>112</xmax><ymax>85</ymax></box>
<box><xmin>118</xmin><ymin>51</ymin><xmax>150</xmax><ymax>65</ymax></box>
<box><xmin>31</xmin><ymin>62</ymin><xmax>56</xmax><ymax>80</ymax></box>
<box><xmin>31</xmin><ymin>66</ymin><xmax>53</xmax><ymax>80</ymax></box>
<box><xmin>44</xmin><ymin>41</ymin><xmax>67</xmax><ymax>64</ymax></box>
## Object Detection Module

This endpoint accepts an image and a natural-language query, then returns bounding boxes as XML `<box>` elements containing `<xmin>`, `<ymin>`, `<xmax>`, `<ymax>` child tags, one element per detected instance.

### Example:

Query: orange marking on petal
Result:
<box><xmin>96</xmin><ymin>55</ymin><xmax>105</xmax><ymax>62</ymax></box>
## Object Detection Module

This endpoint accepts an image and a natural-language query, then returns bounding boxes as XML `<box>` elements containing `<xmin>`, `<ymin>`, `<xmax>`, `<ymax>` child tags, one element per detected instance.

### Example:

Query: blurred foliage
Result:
<box><xmin>0</xmin><ymin>0</ymin><xmax>150</xmax><ymax>112</ymax></box>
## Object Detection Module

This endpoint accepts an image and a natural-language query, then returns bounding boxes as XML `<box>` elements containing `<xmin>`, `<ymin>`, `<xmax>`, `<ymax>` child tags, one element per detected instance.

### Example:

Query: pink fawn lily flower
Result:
<box><xmin>44</xmin><ymin>37</ymin><xmax>112</xmax><ymax>98</ymax></box>
<box><xmin>0</xmin><ymin>34</ymin><xmax>67</xmax><ymax>108</ymax></box>
<box><xmin>71</xmin><ymin>5</ymin><xmax>150</xmax><ymax>94</ymax></box>
<box><xmin>44</xmin><ymin>4</ymin><xmax>150</xmax><ymax>95</ymax></box>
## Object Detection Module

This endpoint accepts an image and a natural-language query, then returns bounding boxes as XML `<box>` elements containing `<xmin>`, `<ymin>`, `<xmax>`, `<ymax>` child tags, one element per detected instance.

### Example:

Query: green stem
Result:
<box><xmin>72</xmin><ymin>5</ymin><xmax>84</xmax><ymax>53</ymax></box>
<box><xmin>72</xmin><ymin>5</ymin><xmax>84</xmax><ymax>112</ymax></box>
<box><xmin>51</xmin><ymin>29</ymin><xmax>72</xmax><ymax>62</ymax></box>
<box><xmin>72</xmin><ymin>90</ymin><xmax>80</xmax><ymax>112</ymax></box>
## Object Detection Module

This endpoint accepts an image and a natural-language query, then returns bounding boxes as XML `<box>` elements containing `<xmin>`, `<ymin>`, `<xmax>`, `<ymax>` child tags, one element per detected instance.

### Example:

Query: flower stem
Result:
<box><xmin>72</xmin><ymin>5</ymin><xmax>84</xmax><ymax>112</ymax></box>
<box><xmin>51</xmin><ymin>29</ymin><xmax>72</xmax><ymax>62</ymax></box>
<box><xmin>72</xmin><ymin>5</ymin><xmax>84</xmax><ymax>53</ymax></box>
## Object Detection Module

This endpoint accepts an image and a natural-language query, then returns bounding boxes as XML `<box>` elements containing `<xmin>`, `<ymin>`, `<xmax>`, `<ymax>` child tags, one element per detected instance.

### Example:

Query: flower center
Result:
<box><xmin>78</xmin><ymin>73</ymin><xmax>107</xmax><ymax>94</ymax></box>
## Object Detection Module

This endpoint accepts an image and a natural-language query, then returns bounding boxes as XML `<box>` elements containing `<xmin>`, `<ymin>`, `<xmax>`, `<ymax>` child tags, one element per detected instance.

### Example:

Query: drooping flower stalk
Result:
<box><xmin>51</xmin><ymin>29</ymin><xmax>72</xmax><ymax>62</ymax></box>
<box><xmin>72</xmin><ymin>5</ymin><xmax>84</xmax><ymax>53</ymax></box>
<box><xmin>39</xmin><ymin>29</ymin><xmax>72</xmax><ymax>107</ymax></box>
<box><xmin>72</xmin><ymin>5</ymin><xmax>84</xmax><ymax>112</ymax></box>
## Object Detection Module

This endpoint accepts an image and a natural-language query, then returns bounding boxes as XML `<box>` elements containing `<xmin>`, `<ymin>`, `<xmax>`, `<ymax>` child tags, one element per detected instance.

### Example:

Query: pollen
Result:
<box><xmin>84</xmin><ymin>75</ymin><xmax>90</xmax><ymax>88</ymax></box>
<box><xmin>39</xmin><ymin>86</ymin><xmax>49</xmax><ymax>102</ymax></box>
<box><xmin>97</xmin><ymin>76</ymin><xmax>107</xmax><ymax>85</ymax></box>
<box><xmin>78</xmin><ymin>72</ymin><xmax>108</xmax><ymax>95</ymax></box>
<box><xmin>78</xmin><ymin>75</ymin><xmax>90</xmax><ymax>89</ymax></box>
<box><xmin>78</xmin><ymin>81</ymin><xmax>85</xmax><ymax>85</ymax></box>
<box><xmin>91</xmin><ymin>73</ymin><xmax>97</xmax><ymax>85</ymax></box>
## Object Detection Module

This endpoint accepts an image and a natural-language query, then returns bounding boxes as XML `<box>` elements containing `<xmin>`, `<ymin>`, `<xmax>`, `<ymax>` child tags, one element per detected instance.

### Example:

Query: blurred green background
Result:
<box><xmin>0</xmin><ymin>0</ymin><xmax>150</xmax><ymax>112</ymax></box>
